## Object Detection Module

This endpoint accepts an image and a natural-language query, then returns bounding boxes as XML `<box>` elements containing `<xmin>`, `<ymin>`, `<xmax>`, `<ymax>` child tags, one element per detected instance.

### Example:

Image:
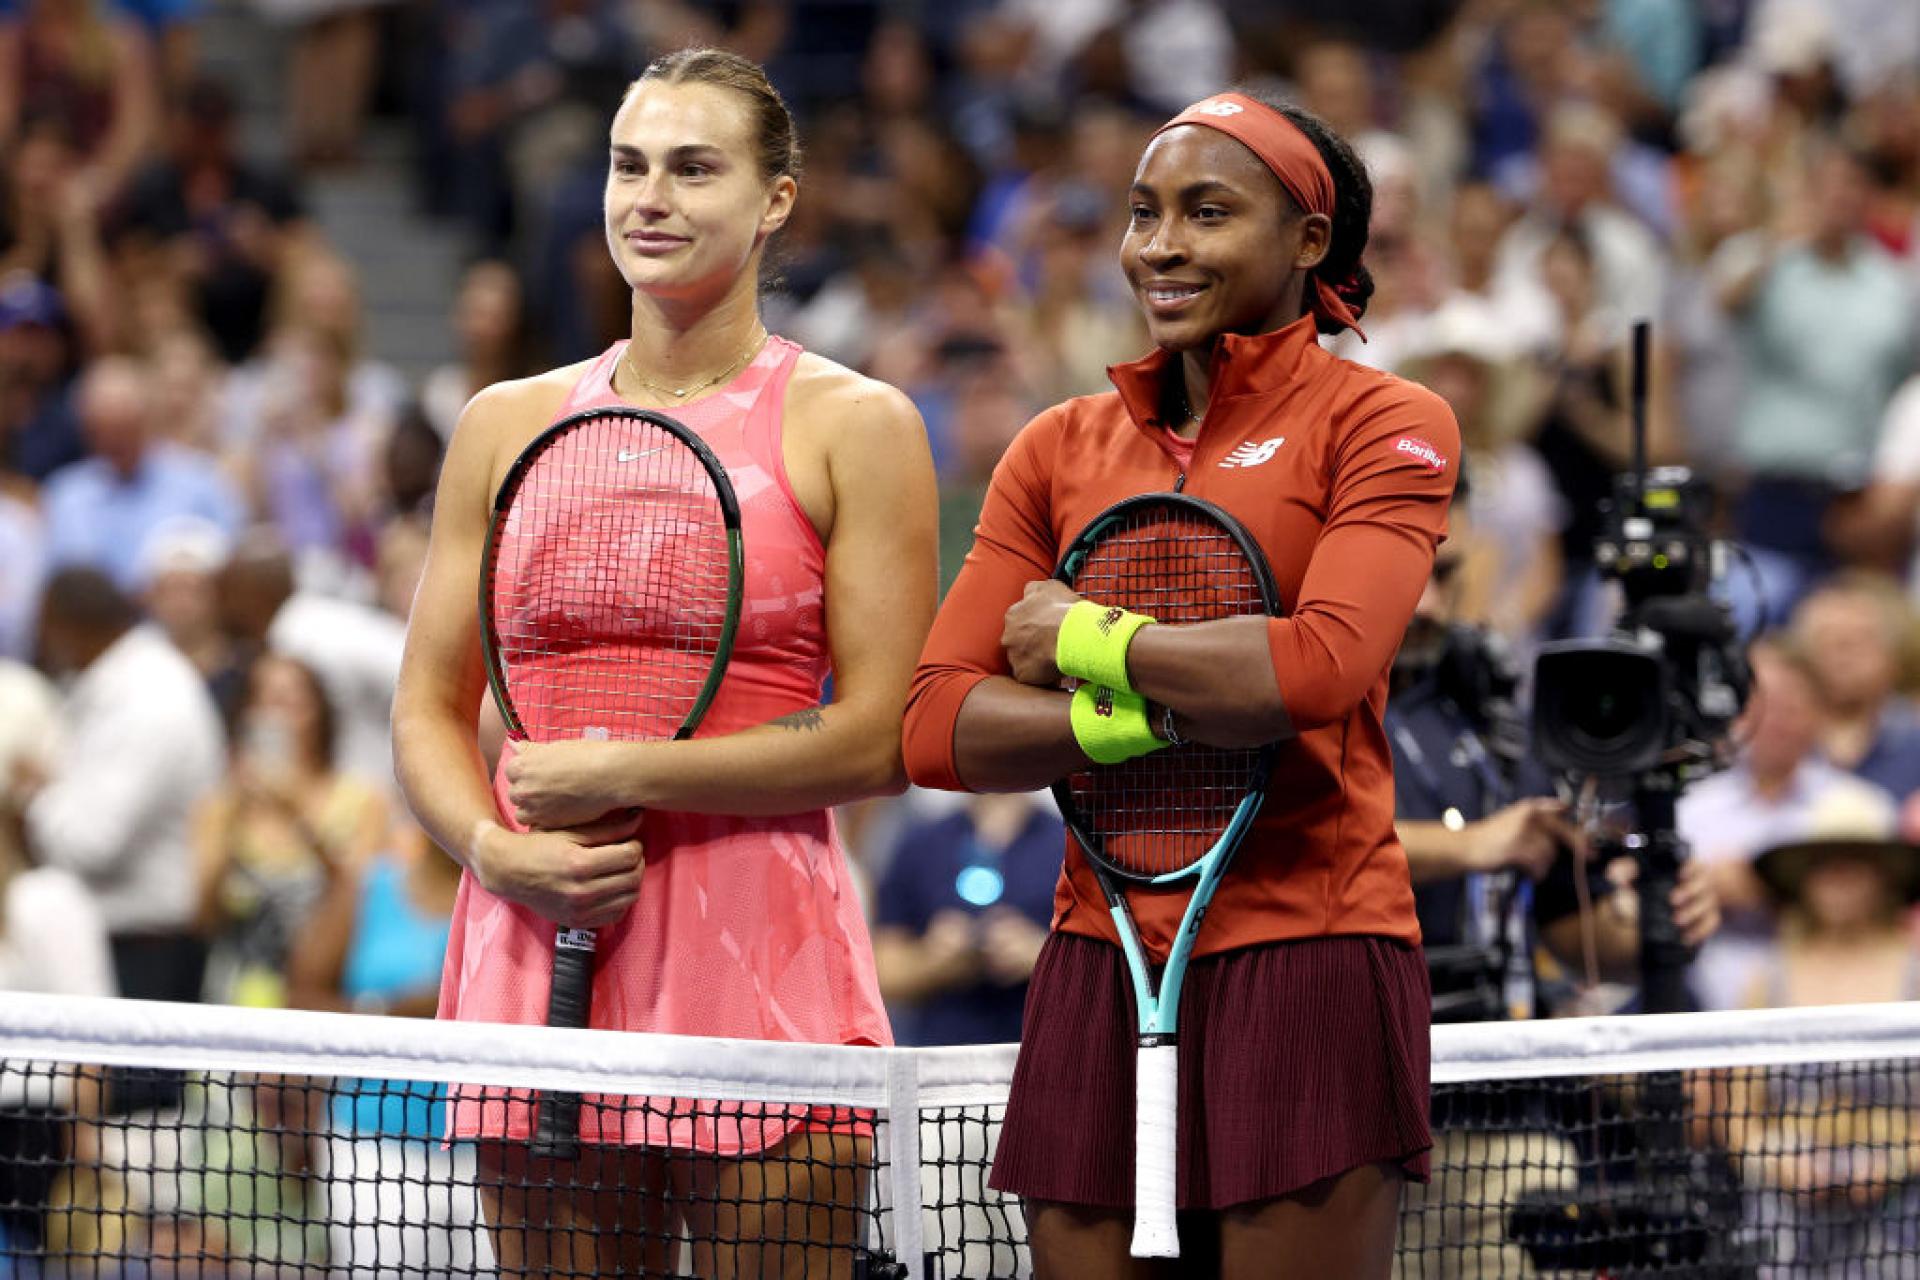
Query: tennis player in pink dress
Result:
<box><xmin>391</xmin><ymin>49</ymin><xmax>938</xmax><ymax>1277</ymax></box>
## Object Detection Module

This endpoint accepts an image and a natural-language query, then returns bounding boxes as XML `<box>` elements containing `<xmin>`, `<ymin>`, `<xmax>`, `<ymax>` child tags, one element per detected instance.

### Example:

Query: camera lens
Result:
<box><xmin>1567</xmin><ymin>684</ymin><xmax>1647</xmax><ymax>742</ymax></box>
<box><xmin>1532</xmin><ymin>642</ymin><xmax>1669</xmax><ymax>775</ymax></box>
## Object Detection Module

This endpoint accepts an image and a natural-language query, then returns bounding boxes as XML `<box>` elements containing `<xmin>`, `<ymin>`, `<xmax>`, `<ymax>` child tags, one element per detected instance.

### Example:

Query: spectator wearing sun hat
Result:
<box><xmin>1713</xmin><ymin>764</ymin><xmax>1920</xmax><ymax>1272</ymax></box>
<box><xmin>1680</xmin><ymin>637</ymin><xmax>1900</xmax><ymax>1011</ymax></box>
<box><xmin>1744</xmin><ymin>785</ymin><xmax>1920</xmax><ymax>1009</ymax></box>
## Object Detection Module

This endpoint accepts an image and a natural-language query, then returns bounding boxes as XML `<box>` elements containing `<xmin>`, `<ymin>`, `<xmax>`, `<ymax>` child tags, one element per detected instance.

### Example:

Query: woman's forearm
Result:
<box><xmin>943</xmin><ymin>621</ymin><xmax>1292</xmax><ymax>792</ymax></box>
<box><xmin>391</xmin><ymin>694</ymin><xmax>502</xmax><ymax>873</ymax></box>
<box><xmin>589</xmin><ymin>698</ymin><xmax>912</xmax><ymax>816</ymax></box>
<box><xmin>1124</xmin><ymin>616</ymin><xmax>1293</xmax><ymax>748</ymax></box>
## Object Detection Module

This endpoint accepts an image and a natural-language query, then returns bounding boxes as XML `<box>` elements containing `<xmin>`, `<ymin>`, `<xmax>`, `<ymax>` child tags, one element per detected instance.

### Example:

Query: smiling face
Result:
<box><xmin>1120</xmin><ymin>125</ymin><xmax>1328</xmax><ymax>353</ymax></box>
<box><xmin>603</xmin><ymin>80</ymin><xmax>796</xmax><ymax>302</ymax></box>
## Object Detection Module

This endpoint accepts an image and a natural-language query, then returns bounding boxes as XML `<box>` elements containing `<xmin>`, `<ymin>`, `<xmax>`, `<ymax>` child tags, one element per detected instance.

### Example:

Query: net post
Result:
<box><xmin>884</xmin><ymin>1050</ymin><xmax>926</xmax><ymax>1280</ymax></box>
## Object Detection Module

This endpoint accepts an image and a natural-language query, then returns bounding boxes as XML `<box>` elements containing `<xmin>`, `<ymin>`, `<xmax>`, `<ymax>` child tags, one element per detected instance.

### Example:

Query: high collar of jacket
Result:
<box><xmin>1105</xmin><ymin>313</ymin><xmax>1324</xmax><ymax>435</ymax></box>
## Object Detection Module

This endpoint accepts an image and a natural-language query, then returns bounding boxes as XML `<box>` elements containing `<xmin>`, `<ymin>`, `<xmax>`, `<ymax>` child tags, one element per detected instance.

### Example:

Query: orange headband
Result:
<box><xmin>1153</xmin><ymin>93</ymin><xmax>1365</xmax><ymax>338</ymax></box>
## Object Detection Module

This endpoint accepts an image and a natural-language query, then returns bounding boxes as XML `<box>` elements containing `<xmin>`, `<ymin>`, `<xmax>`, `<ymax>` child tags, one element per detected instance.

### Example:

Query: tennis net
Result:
<box><xmin>1</xmin><ymin>995</ymin><xmax>1920</xmax><ymax>1276</ymax></box>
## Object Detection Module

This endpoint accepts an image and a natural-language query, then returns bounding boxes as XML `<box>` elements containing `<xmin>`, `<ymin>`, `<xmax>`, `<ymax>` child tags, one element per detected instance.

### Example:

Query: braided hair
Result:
<box><xmin>1241</xmin><ymin>90</ymin><xmax>1376</xmax><ymax>335</ymax></box>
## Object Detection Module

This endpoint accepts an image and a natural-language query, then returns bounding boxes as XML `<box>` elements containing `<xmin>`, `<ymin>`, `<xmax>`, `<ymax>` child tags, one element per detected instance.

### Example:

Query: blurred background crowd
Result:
<box><xmin>5</xmin><ymin>0</ymin><xmax>1920</xmax><ymax>1268</ymax></box>
<box><xmin>1</xmin><ymin>0</ymin><xmax>1919</xmax><ymax>1065</ymax></box>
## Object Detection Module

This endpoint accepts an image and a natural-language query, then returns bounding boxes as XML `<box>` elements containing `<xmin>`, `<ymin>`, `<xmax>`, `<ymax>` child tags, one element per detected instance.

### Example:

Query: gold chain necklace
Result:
<box><xmin>620</xmin><ymin>329</ymin><xmax>768</xmax><ymax>402</ymax></box>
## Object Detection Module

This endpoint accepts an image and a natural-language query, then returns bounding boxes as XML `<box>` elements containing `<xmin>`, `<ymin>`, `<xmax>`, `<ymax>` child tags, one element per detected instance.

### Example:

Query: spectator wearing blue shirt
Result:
<box><xmin>1794</xmin><ymin>574</ymin><xmax>1920</xmax><ymax>807</ymax></box>
<box><xmin>41</xmin><ymin>356</ymin><xmax>244</xmax><ymax>591</ymax></box>
<box><xmin>873</xmin><ymin>793</ymin><xmax>1061</xmax><ymax>1046</ymax></box>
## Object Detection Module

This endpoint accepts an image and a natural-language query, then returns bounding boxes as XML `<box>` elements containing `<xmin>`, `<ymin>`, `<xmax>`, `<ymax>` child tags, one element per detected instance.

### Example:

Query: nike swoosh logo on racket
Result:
<box><xmin>616</xmin><ymin>446</ymin><xmax>668</xmax><ymax>462</ymax></box>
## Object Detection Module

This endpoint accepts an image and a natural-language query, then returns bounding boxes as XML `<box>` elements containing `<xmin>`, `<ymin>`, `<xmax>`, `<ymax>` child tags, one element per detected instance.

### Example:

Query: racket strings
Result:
<box><xmin>488</xmin><ymin>414</ymin><xmax>733</xmax><ymax>742</ymax></box>
<box><xmin>1064</xmin><ymin>509</ymin><xmax>1271</xmax><ymax>879</ymax></box>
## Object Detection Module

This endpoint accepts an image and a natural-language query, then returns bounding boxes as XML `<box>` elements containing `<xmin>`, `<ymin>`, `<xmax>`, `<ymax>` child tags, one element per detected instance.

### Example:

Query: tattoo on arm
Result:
<box><xmin>772</xmin><ymin>706</ymin><xmax>826</xmax><ymax>733</ymax></box>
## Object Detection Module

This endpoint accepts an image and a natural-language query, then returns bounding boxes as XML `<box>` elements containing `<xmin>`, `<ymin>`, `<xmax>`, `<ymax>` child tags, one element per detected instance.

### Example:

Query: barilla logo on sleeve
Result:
<box><xmin>1395</xmin><ymin>437</ymin><xmax>1449</xmax><ymax>474</ymax></box>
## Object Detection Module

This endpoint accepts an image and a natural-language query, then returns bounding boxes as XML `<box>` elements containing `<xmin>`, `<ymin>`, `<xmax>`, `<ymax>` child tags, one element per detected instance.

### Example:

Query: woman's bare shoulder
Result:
<box><xmin>465</xmin><ymin>362</ymin><xmax>597</xmax><ymax>425</ymax></box>
<box><xmin>437</xmin><ymin>361</ymin><xmax>603</xmax><ymax>501</ymax></box>
<box><xmin>784</xmin><ymin>350</ymin><xmax>923</xmax><ymax>440</ymax></box>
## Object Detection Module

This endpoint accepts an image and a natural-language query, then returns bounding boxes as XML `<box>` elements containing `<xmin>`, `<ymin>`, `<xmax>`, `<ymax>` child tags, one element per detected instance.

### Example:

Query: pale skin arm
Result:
<box><xmin>88</xmin><ymin>23</ymin><xmax>160</xmax><ymax>202</ymax></box>
<box><xmin>190</xmin><ymin>793</ymin><xmax>239</xmax><ymax>935</ymax></box>
<box><xmin>501</xmin><ymin>381</ymin><xmax>939</xmax><ymax>825</ymax></box>
<box><xmin>284</xmin><ymin>858</ymin><xmax>359</xmax><ymax>1014</ymax></box>
<box><xmin>390</xmin><ymin>381</ymin><xmax>646</xmax><ymax>931</ymax></box>
<box><xmin>1400</xmin><ymin>798</ymin><xmax>1576</xmax><ymax>886</ymax></box>
<box><xmin>51</xmin><ymin>176</ymin><xmax>113</xmax><ymax>356</ymax></box>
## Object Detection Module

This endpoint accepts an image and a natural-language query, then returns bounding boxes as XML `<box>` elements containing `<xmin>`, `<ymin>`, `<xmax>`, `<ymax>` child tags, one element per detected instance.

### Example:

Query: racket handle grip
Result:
<box><xmin>545</xmin><ymin>928</ymin><xmax>596</xmax><ymax>1029</ymax></box>
<box><xmin>530</xmin><ymin>927</ymin><xmax>596</xmax><ymax>1160</ymax></box>
<box><xmin>1130</xmin><ymin>1040</ymin><xmax>1180</xmax><ymax>1258</ymax></box>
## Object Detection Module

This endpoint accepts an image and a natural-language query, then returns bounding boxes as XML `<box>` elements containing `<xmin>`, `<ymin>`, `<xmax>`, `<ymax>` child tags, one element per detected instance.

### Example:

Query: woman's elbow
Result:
<box><xmin>835</xmin><ymin>706</ymin><xmax>911</xmax><ymax>799</ymax></box>
<box><xmin>863</xmin><ymin>738</ymin><xmax>912</xmax><ymax>800</ymax></box>
<box><xmin>389</xmin><ymin>689</ymin><xmax>464</xmax><ymax>799</ymax></box>
<box><xmin>1247</xmin><ymin>683</ymin><xmax>1296</xmax><ymax>742</ymax></box>
<box><xmin>389</xmin><ymin>703</ymin><xmax>428</xmax><ymax>788</ymax></box>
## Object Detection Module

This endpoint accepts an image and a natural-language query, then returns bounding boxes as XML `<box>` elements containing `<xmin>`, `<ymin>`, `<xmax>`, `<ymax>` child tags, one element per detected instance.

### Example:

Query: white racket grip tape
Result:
<box><xmin>1130</xmin><ymin>1041</ymin><xmax>1180</xmax><ymax>1258</ymax></box>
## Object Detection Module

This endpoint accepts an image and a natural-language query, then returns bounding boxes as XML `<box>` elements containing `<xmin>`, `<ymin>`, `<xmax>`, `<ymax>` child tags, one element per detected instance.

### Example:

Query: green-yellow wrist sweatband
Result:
<box><xmin>1069</xmin><ymin>683</ymin><xmax>1167</xmax><ymax>766</ymax></box>
<box><xmin>1056</xmin><ymin>600</ymin><xmax>1155</xmax><ymax>694</ymax></box>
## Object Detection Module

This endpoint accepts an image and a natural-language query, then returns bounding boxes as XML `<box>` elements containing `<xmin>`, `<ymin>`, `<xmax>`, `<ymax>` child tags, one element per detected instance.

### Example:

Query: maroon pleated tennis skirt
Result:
<box><xmin>990</xmin><ymin>931</ymin><xmax>1432</xmax><ymax>1211</ymax></box>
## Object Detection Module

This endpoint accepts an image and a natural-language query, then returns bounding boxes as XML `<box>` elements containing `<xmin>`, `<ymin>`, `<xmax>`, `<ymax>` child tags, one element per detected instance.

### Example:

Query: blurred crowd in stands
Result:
<box><xmin>0</xmin><ymin>0</ymin><xmax>1918</xmax><ymax>1064</ymax></box>
<box><xmin>3</xmin><ymin>0</ymin><xmax>1920</xmax><ymax>1269</ymax></box>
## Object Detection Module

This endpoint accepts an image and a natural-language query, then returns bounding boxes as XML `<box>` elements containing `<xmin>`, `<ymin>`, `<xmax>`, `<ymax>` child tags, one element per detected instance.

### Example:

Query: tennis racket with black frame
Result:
<box><xmin>1049</xmin><ymin>491</ymin><xmax>1283</xmax><ymax>1258</ymax></box>
<box><xmin>480</xmin><ymin>405</ymin><xmax>744</xmax><ymax>1160</ymax></box>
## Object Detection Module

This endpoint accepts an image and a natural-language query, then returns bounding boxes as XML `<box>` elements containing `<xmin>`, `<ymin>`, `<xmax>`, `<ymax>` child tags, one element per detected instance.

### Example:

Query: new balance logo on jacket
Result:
<box><xmin>1219</xmin><ymin>437</ymin><xmax>1286</xmax><ymax>468</ymax></box>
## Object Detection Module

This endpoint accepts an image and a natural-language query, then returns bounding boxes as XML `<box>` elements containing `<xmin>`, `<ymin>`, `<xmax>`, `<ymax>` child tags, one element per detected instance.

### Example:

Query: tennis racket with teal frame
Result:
<box><xmin>1050</xmin><ymin>491</ymin><xmax>1282</xmax><ymax>1257</ymax></box>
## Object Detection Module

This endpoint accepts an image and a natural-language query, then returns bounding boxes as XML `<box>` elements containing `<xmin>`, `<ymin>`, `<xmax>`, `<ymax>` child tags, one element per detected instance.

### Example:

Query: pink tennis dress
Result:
<box><xmin>438</xmin><ymin>336</ymin><xmax>891</xmax><ymax>1153</ymax></box>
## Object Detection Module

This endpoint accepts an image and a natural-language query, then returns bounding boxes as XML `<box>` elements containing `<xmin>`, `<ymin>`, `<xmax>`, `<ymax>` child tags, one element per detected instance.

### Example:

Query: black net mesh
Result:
<box><xmin>6</xmin><ymin>1001</ymin><xmax>1920</xmax><ymax>1278</ymax></box>
<box><xmin>1402</xmin><ymin>1060</ymin><xmax>1920</xmax><ymax>1278</ymax></box>
<box><xmin>916</xmin><ymin>1104</ymin><xmax>1024</xmax><ymax>1280</ymax></box>
<box><xmin>0</xmin><ymin>1063</ymin><xmax>899</xmax><ymax>1278</ymax></box>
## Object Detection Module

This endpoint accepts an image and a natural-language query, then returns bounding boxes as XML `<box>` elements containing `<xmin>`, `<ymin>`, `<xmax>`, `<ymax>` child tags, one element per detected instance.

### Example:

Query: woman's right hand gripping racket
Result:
<box><xmin>1050</xmin><ymin>492</ymin><xmax>1283</xmax><ymax>1258</ymax></box>
<box><xmin>480</xmin><ymin>406</ymin><xmax>744</xmax><ymax>1159</ymax></box>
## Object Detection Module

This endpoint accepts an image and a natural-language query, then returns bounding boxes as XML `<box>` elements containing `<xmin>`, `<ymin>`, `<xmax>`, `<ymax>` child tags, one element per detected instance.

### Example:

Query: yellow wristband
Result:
<box><xmin>1069</xmin><ymin>683</ymin><xmax>1167</xmax><ymax>766</ymax></box>
<box><xmin>1056</xmin><ymin>600</ymin><xmax>1155</xmax><ymax>694</ymax></box>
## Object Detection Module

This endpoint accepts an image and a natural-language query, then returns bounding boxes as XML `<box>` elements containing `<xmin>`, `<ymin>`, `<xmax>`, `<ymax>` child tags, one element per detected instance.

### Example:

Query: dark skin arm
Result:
<box><xmin>949</xmin><ymin>597</ymin><xmax>1286</xmax><ymax>791</ymax></box>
